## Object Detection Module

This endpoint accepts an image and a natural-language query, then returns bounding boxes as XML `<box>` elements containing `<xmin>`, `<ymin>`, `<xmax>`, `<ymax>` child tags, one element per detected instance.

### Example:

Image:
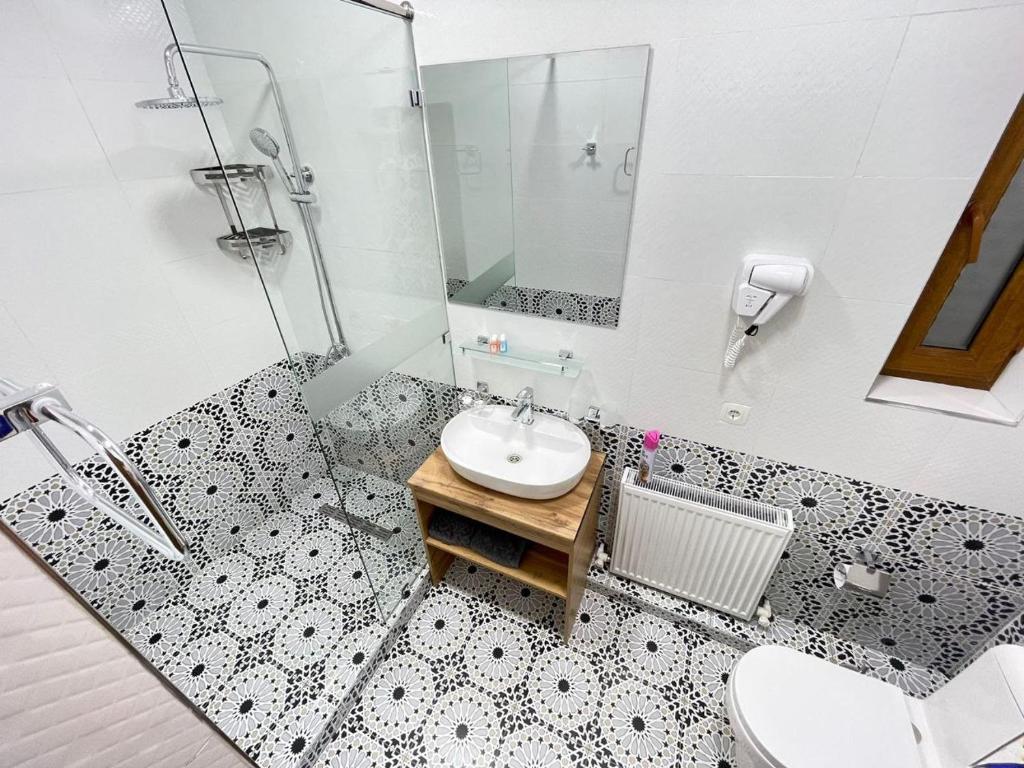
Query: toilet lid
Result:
<box><xmin>730</xmin><ymin>646</ymin><xmax>921</xmax><ymax>768</ymax></box>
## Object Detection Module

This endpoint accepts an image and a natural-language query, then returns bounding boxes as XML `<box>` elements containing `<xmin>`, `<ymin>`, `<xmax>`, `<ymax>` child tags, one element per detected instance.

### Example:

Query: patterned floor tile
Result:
<box><xmin>261</xmin><ymin>698</ymin><xmax>336</xmax><ymax>768</ymax></box>
<box><xmin>494</xmin><ymin>719</ymin><xmax>592</xmax><ymax>768</ymax></box>
<box><xmin>209</xmin><ymin>662</ymin><xmax>289</xmax><ymax>753</ymax></box>
<box><xmin>680</xmin><ymin>714</ymin><xmax>737</xmax><ymax>768</ymax></box>
<box><xmin>421</xmin><ymin>684</ymin><xmax>503</xmax><ymax>767</ymax></box>
<box><xmin>593</xmin><ymin>676</ymin><xmax>681</xmax><ymax>768</ymax></box>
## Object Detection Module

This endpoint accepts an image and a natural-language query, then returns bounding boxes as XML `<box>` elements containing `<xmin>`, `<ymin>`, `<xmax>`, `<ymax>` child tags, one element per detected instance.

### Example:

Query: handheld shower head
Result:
<box><xmin>249</xmin><ymin>126</ymin><xmax>313</xmax><ymax>201</ymax></box>
<box><xmin>249</xmin><ymin>127</ymin><xmax>281</xmax><ymax>159</ymax></box>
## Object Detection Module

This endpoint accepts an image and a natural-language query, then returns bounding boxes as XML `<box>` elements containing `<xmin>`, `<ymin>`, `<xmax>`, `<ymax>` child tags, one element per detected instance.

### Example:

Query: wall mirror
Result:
<box><xmin>422</xmin><ymin>44</ymin><xmax>650</xmax><ymax>328</ymax></box>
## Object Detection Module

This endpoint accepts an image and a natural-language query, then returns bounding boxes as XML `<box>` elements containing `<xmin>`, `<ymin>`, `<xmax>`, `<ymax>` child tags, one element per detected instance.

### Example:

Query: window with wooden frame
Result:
<box><xmin>882</xmin><ymin>96</ymin><xmax>1024</xmax><ymax>390</ymax></box>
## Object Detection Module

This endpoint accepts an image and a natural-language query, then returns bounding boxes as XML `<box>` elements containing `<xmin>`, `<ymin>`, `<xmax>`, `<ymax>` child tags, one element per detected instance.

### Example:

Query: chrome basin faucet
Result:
<box><xmin>511</xmin><ymin>387</ymin><xmax>535</xmax><ymax>426</ymax></box>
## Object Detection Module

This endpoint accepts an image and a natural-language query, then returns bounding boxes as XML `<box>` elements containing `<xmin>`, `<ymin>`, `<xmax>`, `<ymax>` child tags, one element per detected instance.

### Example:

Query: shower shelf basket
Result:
<box><xmin>191</xmin><ymin>163</ymin><xmax>292</xmax><ymax>260</ymax></box>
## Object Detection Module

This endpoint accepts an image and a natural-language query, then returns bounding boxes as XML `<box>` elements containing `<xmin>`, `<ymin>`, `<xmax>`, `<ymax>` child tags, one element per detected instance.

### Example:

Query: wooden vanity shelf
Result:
<box><xmin>408</xmin><ymin>448</ymin><xmax>605</xmax><ymax>642</ymax></box>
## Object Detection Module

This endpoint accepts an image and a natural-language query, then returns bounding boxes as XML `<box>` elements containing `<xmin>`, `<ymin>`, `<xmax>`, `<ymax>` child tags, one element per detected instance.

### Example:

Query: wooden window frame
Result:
<box><xmin>882</xmin><ymin>96</ymin><xmax>1024</xmax><ymax>390</ymax></box>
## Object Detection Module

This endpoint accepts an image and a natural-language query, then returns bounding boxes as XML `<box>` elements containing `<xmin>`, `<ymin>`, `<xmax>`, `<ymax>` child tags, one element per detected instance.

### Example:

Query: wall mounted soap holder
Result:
<box><xmin>833</xmin><ymin>546</ymin><xmax>890</xmax><ymax>598</ymax></box>
<box><xmin>191</xmin><ymin>164</ymin><xmax>291</xmax><ymax>260</ymax></box>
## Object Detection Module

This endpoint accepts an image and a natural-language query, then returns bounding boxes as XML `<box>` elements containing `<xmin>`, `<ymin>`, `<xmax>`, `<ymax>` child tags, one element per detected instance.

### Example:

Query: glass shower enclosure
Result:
<box><xmin>165</xmin><ymin>0</ymin><xmax>455</xmax><ymax>620</ymax></box>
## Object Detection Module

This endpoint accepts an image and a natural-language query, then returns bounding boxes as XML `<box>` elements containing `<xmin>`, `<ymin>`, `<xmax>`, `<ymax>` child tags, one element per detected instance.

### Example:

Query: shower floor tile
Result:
<box><xmin>120</xmin><ymin>487</ymin><xmax>422</xmax><ymax>766</ymax></box>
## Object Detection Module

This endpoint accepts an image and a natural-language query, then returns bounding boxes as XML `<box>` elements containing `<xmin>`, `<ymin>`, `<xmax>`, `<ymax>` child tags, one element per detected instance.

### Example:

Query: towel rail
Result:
<box><xmin>0</xmin><ymin>379</ymin><xmax>188</xmax><ymax>560</ymax></box>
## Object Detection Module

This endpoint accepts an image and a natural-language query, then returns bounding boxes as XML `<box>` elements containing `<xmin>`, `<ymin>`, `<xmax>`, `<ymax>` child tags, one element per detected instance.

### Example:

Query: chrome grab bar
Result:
<box><xmin>0</xmin><ymin>379</ymin><xmax>188</xmax><ymax>561</ymax></box>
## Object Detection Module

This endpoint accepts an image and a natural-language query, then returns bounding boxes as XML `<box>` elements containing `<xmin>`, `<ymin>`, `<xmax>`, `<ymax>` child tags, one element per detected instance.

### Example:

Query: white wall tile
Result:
<box><xmin>4</xmin><ymin>270</ymin><xmax>218</xmax><ymax>444</ymax></box>
<box><xmin>633</xmin><ymin>279</ymin><xmax>733</xmax><ymax>375</ymax></box>
<box><xmin>0</xmin><ymin>185</ymin><xmax>152</xmax><ymax>291</ymax></box>
<box><xmin>119</xmin><ymin>176</ymin><xmax>235</xmax><ymax>264</ymax></box>
<box><xmin>190</xmin><ymin>314</ymin><xmax>284</xmax><ymax>388</ymax></box>
<box><xmin>0</xmin><ymin>302</ymin><xmax>60</xmax><ymax>500</ymax></box>
<box><xmin>0</xmin><ymin>301</ymin><xmax>55</xmax><ymax>386</ymax></box>
<box><xmin>160</xmin><ymin>252</ymin><xmax>273</xmax><ymax>328</ymax></box>
<box><xmin>819</xmin><ymin>177</ymin><xmax>975</xmax><ymax>303</ymax></box>
<box><xmin>0</xmin><ymin>184</ymin><xmax>221</xmax><ymax>481</ymax></box>
<box><xmin>0</xmin><ymin>0</ymin><xmax>63</xmax><ymax>79</ymax></box>
<box><xmin>0</xmin><ymin>76</ymin><xmax>112</xmax><ymax>193</ymax></box>
<box><xmin>664</xmin><ymin>17</ymin><xmax>908</xmax><ymax>176</ymax></box>
<box><xmin>413</xmin><ymin>0</ymin><xmax>915</xmax><ymax>65</ymax></box>
<box><xmin>857</xmin><ymin>5</ymin><xmax>1024</xmax><ymax>178</ymax></box>
<box><xmin>507</xmin><ymin>47</ymin><xmax>649</xmax><ymax>85</ymax></box>
<box><xmin>624</xmin><ymin>363</ymin><xmax>776</xmax><ymax>454</ymax></box>
<box><xmin>72</xmin><ymin>79</ymin><xmax>225</xmax><ymax>181</ymax></box>
<box><xmin>762</xmin><ymin>291</ymin><xmax>913</xmax><ymax>399</ymax></box>
<box><xmin>914</xmin><ymin>0</ymin><xmax>1024</xmax><ymax>20</ymax></box>
<box><xmin>31</xmin><ymin>0</ymin><xmax>193</xmax><ymax>83</ymax></box>
<box><xmin>909</xmin><ymin>414</ymin><xmax>1024</xmax><ymax>517</ymax></box>
<box><xmin>758</xmin><ymin>385</ymin><xmax>953</xmax><ymax>489</ymax></box>
<box><xmin>629</xmin><ymin>174</ymin><xmax>850</xmax><ymax>285</ymax></box>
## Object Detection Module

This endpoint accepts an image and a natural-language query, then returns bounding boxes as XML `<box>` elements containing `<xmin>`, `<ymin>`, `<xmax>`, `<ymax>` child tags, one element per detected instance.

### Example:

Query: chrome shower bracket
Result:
<box><xmin>0</xmin><ymin>382</ymin><xmax>70</xmax><ymax>438</ymax></box>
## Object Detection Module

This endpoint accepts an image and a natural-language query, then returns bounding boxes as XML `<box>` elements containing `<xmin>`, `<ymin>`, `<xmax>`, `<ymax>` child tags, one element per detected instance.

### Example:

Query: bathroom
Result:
<box><xmin>1</xmin><ymin>0</ymin><xmax>1022</xmax><ymax>765</ymax></box>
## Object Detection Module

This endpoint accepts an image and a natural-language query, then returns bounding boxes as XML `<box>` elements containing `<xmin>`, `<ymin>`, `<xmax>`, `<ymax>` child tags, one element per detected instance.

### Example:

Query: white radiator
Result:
<box><xmin>611</xmin><ymin>469</ymin><xmax>793</xmax><ymax>620</ymax></box>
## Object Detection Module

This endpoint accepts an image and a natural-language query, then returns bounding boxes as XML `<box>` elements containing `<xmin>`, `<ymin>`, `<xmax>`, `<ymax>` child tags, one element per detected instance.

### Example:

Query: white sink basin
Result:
<box><xmin>440</xmin><ymin>405</ymin><xmax>592</xmax><ymax>500</ymax></box>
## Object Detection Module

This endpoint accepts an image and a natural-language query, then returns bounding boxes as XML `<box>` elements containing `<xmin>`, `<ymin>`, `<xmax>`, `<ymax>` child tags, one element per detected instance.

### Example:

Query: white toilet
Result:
<box><xmin>727</xmin><ymin>644</ymin><xmax>1024</xmax><ymax>768</ymax></box>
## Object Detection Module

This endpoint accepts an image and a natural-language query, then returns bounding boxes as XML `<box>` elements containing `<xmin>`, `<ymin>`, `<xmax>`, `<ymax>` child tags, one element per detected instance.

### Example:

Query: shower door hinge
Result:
<box><xmin>441</xmin><ymin>330</ymin><xmax>450</xmax><ymax>345</ymax></box>
<box><xmin>409</xmin><ymin>89</ymin><xmax>423</xmax><ymax>108</ymax></box>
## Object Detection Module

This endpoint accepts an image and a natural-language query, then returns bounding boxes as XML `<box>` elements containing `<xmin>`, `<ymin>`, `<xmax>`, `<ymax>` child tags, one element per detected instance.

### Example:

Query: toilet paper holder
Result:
<box><xmin>834</xmin><ymin>545</ymin><xmax>890</xmax><ymax>598</ymax></box>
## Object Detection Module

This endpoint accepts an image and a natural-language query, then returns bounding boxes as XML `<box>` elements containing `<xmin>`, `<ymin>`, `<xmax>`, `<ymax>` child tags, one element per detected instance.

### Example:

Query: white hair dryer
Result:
<box><xmin>724</xmin><ymin>254</ymin><xmax>814</xmax><ymax>368</ymax></box>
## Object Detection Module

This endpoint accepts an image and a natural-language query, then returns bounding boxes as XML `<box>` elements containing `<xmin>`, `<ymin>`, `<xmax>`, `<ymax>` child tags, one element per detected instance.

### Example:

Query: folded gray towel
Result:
<box><xmin>469</xmin><ymin>522</ymin><xmax>528</xmax><ymax>568</ymax></box>
<box><xmin>428</xmin><ymin>509</ymin><xmax>475</xmax><ymax>548</ymax></box>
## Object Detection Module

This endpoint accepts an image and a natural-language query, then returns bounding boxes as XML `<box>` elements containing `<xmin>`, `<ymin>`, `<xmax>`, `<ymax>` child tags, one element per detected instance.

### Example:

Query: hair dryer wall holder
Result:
<box><xmin>723</xmin><ymin>254</ymin><xmax>814</xmax><ymax>369</ymax></box>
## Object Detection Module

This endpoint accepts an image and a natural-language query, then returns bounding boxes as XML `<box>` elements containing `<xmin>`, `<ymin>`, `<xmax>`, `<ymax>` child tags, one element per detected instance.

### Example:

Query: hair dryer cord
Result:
<box><xmin>724</xmin><ymin>319</ymin><xmax>759</xmax><ymax>368</ymax></box>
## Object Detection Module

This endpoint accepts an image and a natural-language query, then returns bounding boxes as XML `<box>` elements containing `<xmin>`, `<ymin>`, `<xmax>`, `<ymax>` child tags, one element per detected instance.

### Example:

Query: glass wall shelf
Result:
<box><xmin>457</xmin><ymin>337</ymin><xmax>583</xmax><ymax>378</ymax></box>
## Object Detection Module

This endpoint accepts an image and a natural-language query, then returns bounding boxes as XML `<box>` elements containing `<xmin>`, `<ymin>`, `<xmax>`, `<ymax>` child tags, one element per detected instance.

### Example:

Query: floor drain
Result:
<box><xmin>506</xmin><ymin>453</ymin><xmax>522</xmax><ymax>464</ymax></box>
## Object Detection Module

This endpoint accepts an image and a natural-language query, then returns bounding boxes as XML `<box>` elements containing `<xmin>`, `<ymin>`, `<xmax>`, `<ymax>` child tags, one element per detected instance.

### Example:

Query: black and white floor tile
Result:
<box><xmin>3</xmin><ymin>355</ymin><xmax>1023</xmax><ymax>768</ymax></box>
<box><xmin>319</xmin><ymin>570</ymin><xmax>755</xmax><ymax>768</ymax></box>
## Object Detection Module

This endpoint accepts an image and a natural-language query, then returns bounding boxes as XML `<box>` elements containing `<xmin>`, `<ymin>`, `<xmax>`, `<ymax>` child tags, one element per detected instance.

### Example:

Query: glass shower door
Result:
<box><xmin>166</xmin><ymin>0</ymin><xmax>455</xmax><ymax>618</ymax></box>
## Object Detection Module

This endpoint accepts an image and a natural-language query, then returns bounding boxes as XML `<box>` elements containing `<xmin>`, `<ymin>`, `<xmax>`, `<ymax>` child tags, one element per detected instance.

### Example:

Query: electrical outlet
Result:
<box><xmin>719</xmin><ymin>402</ymin><xmax>751</xmax><ymax>425</ymax></box>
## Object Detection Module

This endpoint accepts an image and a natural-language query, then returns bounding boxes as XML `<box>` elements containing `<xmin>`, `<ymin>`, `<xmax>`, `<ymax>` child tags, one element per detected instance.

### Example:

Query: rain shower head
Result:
<box><xmin>249</xmin><ymin>127</ymin><xmax>281</xmax><ymax>159</ymax></box>
<box><xmin>135</xmin><ymin>85</ymin><xmax>223</xmax><ymax>110</ymax></box>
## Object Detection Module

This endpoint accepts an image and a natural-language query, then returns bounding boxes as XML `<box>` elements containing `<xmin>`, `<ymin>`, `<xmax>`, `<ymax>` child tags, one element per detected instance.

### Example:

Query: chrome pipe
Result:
<box><xmin>344</xmin><ymin>0</ymin><xmax>414</xmax><ymax>18</ymax></box>
<box><xmin>31</xmin><ymin>402</ymin><xmax>190</xmax><ymax>560</ymax></box>
<box><xmin>1</xmin><ymin>381</ymin><xmax>188</xmax><ymax>560</ymax></box>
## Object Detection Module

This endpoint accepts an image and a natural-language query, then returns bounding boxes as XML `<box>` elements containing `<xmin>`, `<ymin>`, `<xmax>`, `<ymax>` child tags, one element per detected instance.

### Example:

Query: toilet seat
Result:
<box><xmin>727</xmin><ymin>646</ymin><xmax>921</xmax><ymax>768</ymax></box>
